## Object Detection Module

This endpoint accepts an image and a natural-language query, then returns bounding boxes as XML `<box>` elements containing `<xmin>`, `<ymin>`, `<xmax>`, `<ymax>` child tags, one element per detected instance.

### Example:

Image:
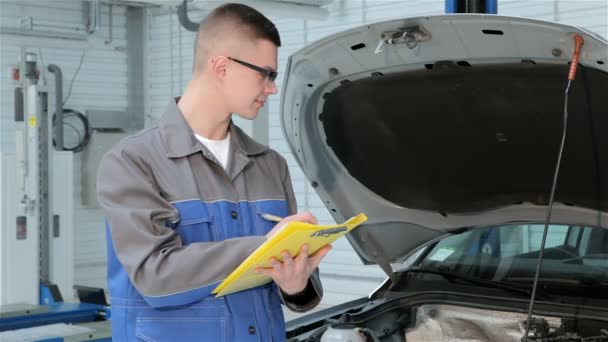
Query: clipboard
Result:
<box><xmin>212</xmin><ymin>213</ymin><xmax>368</xmax><ymax>297</ymax></box>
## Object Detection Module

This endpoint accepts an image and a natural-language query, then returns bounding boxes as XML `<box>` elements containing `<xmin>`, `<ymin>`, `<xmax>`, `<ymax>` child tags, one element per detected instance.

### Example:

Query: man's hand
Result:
<box><xmin>255</xmin><ymin>243</ymin><xmax>332</xmax><ymax>295</ymax></box>
<box><xmin>265</xmin><ymin>212</ymin><xmax>317</xmax><ymax>239</ymax></box>
<box><xmin>257</xmin><ymin>212</ymin><xmax>332</xmax><ymax>295</ymax></box>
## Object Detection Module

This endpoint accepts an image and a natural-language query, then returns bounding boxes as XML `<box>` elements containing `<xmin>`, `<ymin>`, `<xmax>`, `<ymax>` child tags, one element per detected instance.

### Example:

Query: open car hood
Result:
<box><xmin>280</xmin><ymin>14</ymin><xmax>608</xmax><ymax>274</ymax></box>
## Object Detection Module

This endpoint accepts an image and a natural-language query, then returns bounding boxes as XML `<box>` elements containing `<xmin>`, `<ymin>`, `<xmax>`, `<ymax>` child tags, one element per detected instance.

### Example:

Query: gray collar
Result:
<box><xmin>159</xmin><ymin>98</ymin><xmax>268</xmax><ymax>159</ymax></box>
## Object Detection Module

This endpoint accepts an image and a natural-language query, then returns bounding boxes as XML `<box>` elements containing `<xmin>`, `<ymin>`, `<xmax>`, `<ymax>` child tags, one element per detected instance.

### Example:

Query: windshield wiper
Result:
<box><xmin>507</xmin><ymin>276</ymin><xmax>608</xmax><ymax>288</ymax></box>
<box><xmin>407</xmin><ymin>268</ymin><xmax>554</xmax><ymax>301</ymax></box>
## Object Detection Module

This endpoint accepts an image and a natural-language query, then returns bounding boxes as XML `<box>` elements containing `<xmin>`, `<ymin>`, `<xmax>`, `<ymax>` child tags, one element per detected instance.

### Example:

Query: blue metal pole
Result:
<box><xmin>445</xmin><ymin>0</ymin><xmax>498</xmax><ymax>14</ymax></box>
<box><xmin>446</xmin><ymin>0</ymin><xmax>458</xmax><ymax>13</ymax></box>
<box><xmin>486</xmin><ymin>0</ymin><xmax>498</xmax><ymax>14</ymax></box>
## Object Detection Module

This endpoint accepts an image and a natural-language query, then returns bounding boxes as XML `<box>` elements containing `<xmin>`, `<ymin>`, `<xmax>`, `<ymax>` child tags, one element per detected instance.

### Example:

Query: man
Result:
<box><xmin>97</xmin><ymin>3</ymin><xmax>331</xmax><ymax>341</ymax></box>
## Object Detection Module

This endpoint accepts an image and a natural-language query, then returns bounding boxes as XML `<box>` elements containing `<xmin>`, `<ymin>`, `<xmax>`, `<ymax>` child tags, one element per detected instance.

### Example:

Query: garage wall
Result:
<box><xmin>145</xmin><ymin>0</ymin><xmax>607</xmax><ymax>315</ymax></box>
<box><xmin>0</xmin><ymin>0</ymin><xmax>129</xmax><ymax>295</ymax></box>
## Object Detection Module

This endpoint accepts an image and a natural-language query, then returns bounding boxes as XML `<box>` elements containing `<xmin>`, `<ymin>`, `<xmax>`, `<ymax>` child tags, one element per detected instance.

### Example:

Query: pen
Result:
<box><xmin>260</xmin><ymin>213</ymin><xmax>283</xmax><ymax>223</ymax></box>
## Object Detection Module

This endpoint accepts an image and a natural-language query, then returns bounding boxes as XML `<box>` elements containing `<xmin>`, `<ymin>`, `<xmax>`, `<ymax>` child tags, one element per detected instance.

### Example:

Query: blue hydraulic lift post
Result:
<box><xmin>444</xmin><ymin>0</ymin><xmax>500</xmax><ymax>258</ymax></box>
<box><xmin>445</xmin><ymin>0</ymin><xmax>457</xmax><ymax>13</ymax></box>
<box><xmin>486</xmin><ymin>0</ymin><xmax>498</xmax><ymax>14</ymax></box>
<box><xmin>446</xmin><ymin>0</ymin><xmax>498</xmax><ymax>14</ymax></box>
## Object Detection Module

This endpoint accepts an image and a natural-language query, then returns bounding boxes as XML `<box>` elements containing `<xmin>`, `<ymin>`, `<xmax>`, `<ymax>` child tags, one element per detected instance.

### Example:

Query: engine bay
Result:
<box><xmin>288</xmin><ymin>300</ymin><xmax>608</xmax><ymax>342</ymax></box>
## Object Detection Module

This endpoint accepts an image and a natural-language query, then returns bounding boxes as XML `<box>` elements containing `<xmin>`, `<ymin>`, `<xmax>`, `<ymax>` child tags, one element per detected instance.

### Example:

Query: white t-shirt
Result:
<box><xmin>194</xmin><ymin>132</ymin><xmax>231</xmax><ymax>170</ymax></box>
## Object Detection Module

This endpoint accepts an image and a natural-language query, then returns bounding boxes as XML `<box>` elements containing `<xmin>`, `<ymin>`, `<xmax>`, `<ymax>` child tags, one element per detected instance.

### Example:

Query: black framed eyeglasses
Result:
<box><xmin>228</xmin><ymin>57</ymin><xmax>278</xmax><ymax>82</ymax></box>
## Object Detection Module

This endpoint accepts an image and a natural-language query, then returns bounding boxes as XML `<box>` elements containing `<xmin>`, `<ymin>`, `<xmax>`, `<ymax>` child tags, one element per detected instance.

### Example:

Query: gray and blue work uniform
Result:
<box><xmin>97</xmin><ymin>98</ymin><xmax>322</xmax><ymax>341</ymax></box>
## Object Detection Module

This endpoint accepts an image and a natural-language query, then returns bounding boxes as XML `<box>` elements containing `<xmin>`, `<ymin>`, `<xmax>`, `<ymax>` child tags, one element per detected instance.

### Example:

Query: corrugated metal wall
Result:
<box><xmin>0</xmin><ymin>0</ymin><xmax>128</xmax><ymax>294</ymax></box>
<box><xmin>146</xmin><ymin>7</ymin><xmax>195</xmax><ymax>123</ymax></box>
<box><xmin>145</xmin><ymin>0</ymin><xmax>607</xmax><ymax>316</ymax></box>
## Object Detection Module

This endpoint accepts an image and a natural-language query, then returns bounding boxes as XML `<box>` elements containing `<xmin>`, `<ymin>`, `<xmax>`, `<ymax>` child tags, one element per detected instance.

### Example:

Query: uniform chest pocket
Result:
<box><xmin>171</xmin><ymin>200</ymin><xmax>216</xmax><ymax>244</ymax></box>
<box><xmin>175</xmin><ymin>216</ymin><xmax>214</xmax><ymax>245</ymax></box>
<box><xmin>253</xmin><ymin>200</ymin><xmax>289</xmax><ymax>235</ymax></box>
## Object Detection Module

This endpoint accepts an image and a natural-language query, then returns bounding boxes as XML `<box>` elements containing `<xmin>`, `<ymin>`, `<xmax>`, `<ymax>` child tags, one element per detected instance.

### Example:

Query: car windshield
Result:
<box><xmin>416</xmin><ymin>224</ymin><xmax>608</xmax><ymax>288</ymax></box>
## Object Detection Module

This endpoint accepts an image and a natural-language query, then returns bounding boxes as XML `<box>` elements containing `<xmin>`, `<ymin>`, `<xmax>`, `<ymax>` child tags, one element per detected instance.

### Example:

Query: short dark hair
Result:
<box><xmin>200</xmin><ymin>3</ymin><xmax>281</xmax><ymax>47</ymax></box>
<box><xmin>193</xmin><ymin>3</ymin><xmax>281</xmax><ymax>73</ymax></box>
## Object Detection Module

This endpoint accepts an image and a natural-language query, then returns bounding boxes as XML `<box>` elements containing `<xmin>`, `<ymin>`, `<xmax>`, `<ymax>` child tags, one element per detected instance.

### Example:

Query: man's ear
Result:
<box><xmin>210</xmin><ymin>56</ymin><xmax>228</xmax><ymax>80</ymax></box>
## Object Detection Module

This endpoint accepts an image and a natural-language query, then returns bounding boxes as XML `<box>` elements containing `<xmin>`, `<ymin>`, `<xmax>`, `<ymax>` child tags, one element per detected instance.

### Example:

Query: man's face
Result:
<box><xmin>225</xmin><ymin>39</ymin><xmax>278</xmax><ymax>120</ymax></box>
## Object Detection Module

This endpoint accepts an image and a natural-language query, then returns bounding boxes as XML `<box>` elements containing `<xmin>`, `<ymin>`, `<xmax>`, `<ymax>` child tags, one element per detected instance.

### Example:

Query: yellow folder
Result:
<box><xmin>212</xmin><ymin>213</ymin><xmax>368</xmax><ymax>297</ymax></box>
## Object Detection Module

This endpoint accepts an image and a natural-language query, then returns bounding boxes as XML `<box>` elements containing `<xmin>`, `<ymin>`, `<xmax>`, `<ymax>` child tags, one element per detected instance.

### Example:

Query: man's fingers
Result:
<box><xmin>265</xmin><ymin>222</ymin><xmax>286</xmax><ymax>239</ymax></box>
<box><xmin>290</xmin><ymin>244</ymin><xmax>308</xmax><ymax>270</ymax></box>
<box><xmin>255</xmin><ymin>267</ymin><xmax>275</xmax><ymax>277</ymax></box>
<box><xmin>270</xmin><ymin>257</ymin><xmax>282</xmax><ymax>272</ymax></box>
<box><xmin>267</xmin><ymin>212</ymin><xmax>318</xmax><ymax>240</ymax></box>
<box><xmin>297</xmin><ymin>244</ymin><xmax>309</xmax><ymax>260</ymax></box>
<box><xmin>303</xmin><ymin>212</ymin><xmax>318</xmax><ymax>225</ymax></box>
<box><xmin>285</xmin><ymin>212</ymin><xmax>317</xmax><ymax>225</ymax></box>
<box><xmin>281</xmin><ymin>251</ymin><xmax>293</xmax><ymax>266</ymax></box>
<box><xmin>308</xmin><ymin>245</ymin><xmax>332</xmax><ymax>269</ymax></box>
<box><xmin>304</xmin><ymin>212</ymin><xmax>318</xmax><ymax>225</ymax></box>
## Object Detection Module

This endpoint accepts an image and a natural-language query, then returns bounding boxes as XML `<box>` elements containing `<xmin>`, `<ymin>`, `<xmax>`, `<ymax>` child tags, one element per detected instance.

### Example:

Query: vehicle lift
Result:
<box><xmin>0</xmin><ymin>50</ymin><xmax>111</xmax><ymax>340</ymax></box>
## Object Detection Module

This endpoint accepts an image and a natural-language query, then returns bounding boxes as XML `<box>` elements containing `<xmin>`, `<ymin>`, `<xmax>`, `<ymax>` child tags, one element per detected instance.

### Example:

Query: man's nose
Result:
<box><xmin>265</xmin><ymin>78</ymin><xmax>278</xmax><ymax>94</ymax></box>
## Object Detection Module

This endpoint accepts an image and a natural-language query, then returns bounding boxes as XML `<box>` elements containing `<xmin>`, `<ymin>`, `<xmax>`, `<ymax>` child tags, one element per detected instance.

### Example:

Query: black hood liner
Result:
<box><xmin>321</xmin><ymin>62</ymin><xmax>608</xmax><ymax>214</ymax></box>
